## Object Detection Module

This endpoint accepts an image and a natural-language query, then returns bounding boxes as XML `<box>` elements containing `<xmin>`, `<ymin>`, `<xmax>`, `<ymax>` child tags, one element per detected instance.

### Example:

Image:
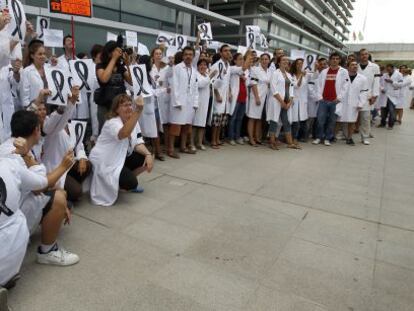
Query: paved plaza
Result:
<box><xmin>8</xmin><ymin>112</ymin><xmax>414</xmax><ymax>311</ymax></box>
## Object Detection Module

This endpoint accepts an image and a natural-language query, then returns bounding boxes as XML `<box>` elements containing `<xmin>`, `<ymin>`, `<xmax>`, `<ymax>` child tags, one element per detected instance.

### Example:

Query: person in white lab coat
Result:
<box><xmin>56</xmin><ymin>35</ymin><xmax>77</xmax><ymax>72</ymax></box>
<box><xmin>247</xmin><ymin>53</ymin><xmax>271</xmax><ymax>146</ymax></box>
<box><xmin>21</xmin><ymin>40</ymin><xmax>50</xmax><ymax>109</ymax></box>
<box><xmin>380</xmin><ymin>64</ymin><xmax>403</xmax><ymax>129</ymax></box>
<box><xmin>267</xmin><ymin>55</ymin><xmax>297</xmax><ymax>149</ymax></box>
<box><xmin>168</xmin><ymin>47</ymin><xmax>198</xmax><ymax>158</ymax></box>
<box><xmin>290</xmin><ymin>58</ymin><xmax>309</xmax><ymax>146</ymax></box>
<box><xmin>89</xmin><ymin>95</ymin><xmax>153</xmax><ymax>206</ymax></box>
<box><xmin>339</xmin><ymin>61</ymin><xmax>368</xmax><ymax>145</ymax></box>
<box><xmin>395</xmin><ymin>65</ymin><xmax>412</xmax><ymax>124</ymax></box>
<box><xmin>357</xmin><ymin>49</ymin><xmax>380</xmax><ymax>145</ymax></box>
<box><xmin>0</xmin><ymin>111</ymin><xmax>80</xmax><ymax>266</ymax></box>
<box><xmin>192</xmin><ymin>59</ymin><xmax>213</xmax><ymax>150</ymax></box>
<box><xmin>210</xmin><ymin>44</ymin><xmax>232</xmax><ymax>149</ymax></box>
<box><xmin>313</xmin><ymin>52</ymin><xmax>350</xmax><ymax>146</ymax></box>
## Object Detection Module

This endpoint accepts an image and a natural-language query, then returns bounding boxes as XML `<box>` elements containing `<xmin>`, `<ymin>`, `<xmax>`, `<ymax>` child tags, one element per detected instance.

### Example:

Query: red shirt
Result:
<box><xmin>237</xmin><ymin>77</ymin><xmax>247</xmax><ymax>103</ymax></box>
<box><xmin>322</xmin><ymin>67</ymin><xmax>339</xmax><ymax>101</ymax></box>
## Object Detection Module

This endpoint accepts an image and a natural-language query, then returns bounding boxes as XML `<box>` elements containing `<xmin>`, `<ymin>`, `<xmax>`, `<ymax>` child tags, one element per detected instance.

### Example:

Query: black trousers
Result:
<box><xmin>119</xmin><ymin>151</ymin><xmax>145</xmax><ymax>191</ymax></box>
<box><xmin>381</xmin><ymin>99</ymin><xmax>396</xmax><ymax>128</ymax></box>
<box><xmin>65</xmin><ymin>161</ymin><xmax>92</xmax><ymax>201</ymax></box>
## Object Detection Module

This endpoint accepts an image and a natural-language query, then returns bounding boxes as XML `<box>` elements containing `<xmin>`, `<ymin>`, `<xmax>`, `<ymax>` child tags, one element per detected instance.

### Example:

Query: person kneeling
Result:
<box><xmin>89</xmin><ymin>94</ymin><xmax>153</xmax><ymax>206</ymax></box>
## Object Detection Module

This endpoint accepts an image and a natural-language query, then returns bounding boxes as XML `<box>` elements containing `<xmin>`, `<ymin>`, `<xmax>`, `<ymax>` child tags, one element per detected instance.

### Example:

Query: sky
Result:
<box><xmin>349</xmin><ymin>0</ymin><xmax>414</xmax><ymax>43</ymax></box>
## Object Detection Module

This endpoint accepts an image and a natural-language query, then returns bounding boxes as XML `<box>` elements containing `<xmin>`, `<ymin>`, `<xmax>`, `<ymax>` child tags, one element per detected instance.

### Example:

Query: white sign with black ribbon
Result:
<box><xmin>303</xmin><ymin>54</ymin><xmax>317</xmax><ymax>72</ymax></box>
<box><xmin>68</xmin><ymin>120</ymin><xmax>87</xmax><ymax>156</ymax></box>
<box><xmin>130</xmin><ymin>64</ymin><xmax>153</xmax><ymax>98</ymax></box>
<box><xmin>259</xmin><ymin>33</ymin><xmax>268</xmax><ymax>49</ymax></box>
<box><xmin>245</xmin><ymin>25</ymin><xmax>261</xmax><ymax>36</ymax></box>
<box><xmin>45</xmin><ymin>66</ymin><xmax>71</xmax><ymax>106</ymax></box>
<box><xmin>36</xmin><ymin>16</ymin><xmax>50</xmax><ymax>40</ymax></box>
<box><xmin>0</xmin><ymin>177</ymin><xmax>13</xmax><ymax>217</ymax></box>
<box><xmin>175</xmin><ymin>34</ymin><xmax>187</xmax><ymax>51</ymax></box>
<box><xmin>69</xmin><ymin>59</ymin><xmax>95</xmax><ymax>93</ymax></box>
<box><xmin>156</xmin><ymin>32</ymin><xmax>174</xmax><ymax>46</ymax></box>
<box><xmin>3</xmin><ymin>0</ymin><xmax>27</xmax><ymax>42</ymax></box>
<box><xmin>43</xmin><ymin>29</ymin><xmax>64</xmax><ymax>48</ymax></box>
<box><xmin>198</xmin><ymin>22</ymin><xmax>213</xmax><ymax>41</ymax></box>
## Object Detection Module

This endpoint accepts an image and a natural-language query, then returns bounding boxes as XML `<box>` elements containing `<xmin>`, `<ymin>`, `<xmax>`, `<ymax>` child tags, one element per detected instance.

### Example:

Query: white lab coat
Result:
<box><xmin>211</xmin><ymin>59</ymin><xmax>231</xmax><ymax>115</ymax></box>
<box><xmin>193</xmin><ymin>72</ymin><xmax>211</xmax><ymax>127</ymax></box>
<box><xmin>267</xmin><ymin>69</ymin><xmax>294</xmax><ymax>123</ymax></box>
<box><xmin>339</xmin><ymin>74</ymin><xmax>368</xmax><ymax>123</ymax></box>
<box><xmin>317</xmin><ymin>66</ymin><xmax>350</xmax><ymax>103</ymax></box>
<box><xmin>247</xmin><ymin>65</ymin><xmax>271</xmax><ymax>119</ymax></box>
<box><xmin>157</xmin><ymin>66</ymin><xmax>172</xmax><ymax>125</ymax></box>
<box><xmin>358</xmin><ymin>61</ymin><xmax>380</xmax><ymax>111</ymax></box>
<box><xmin>0</xmin><ymin>155</ymin><xmax>48</xmax><ymax>286</ymax></box>
<box><xmin>291</xmin><ymin>73</ymin><xmax>309</xmax><ymax>122</ymax></box>
<box><xmin>397</xmin><ymin>75</ymin><xmax>412</xmax><ymax>109</ymax></box>
<box><xmin>376</xmin><ymin>74</ymin><xmax>387</xmax><ymax>109</ymax></box>
<box><xmin>0</xmin><ymin>30</ymin><xmax>10</xmax><ymax>69</ymax></box>
<box><xmin>42</xmin><ymin>103</ymin><xmax>87</xmax><ymax>189</ymax></box>
<box><xmin>20</xmin><ymin>63</ymin><xmax>45</xmax><ymax>108</ymax></box>
<box><xmin>89</xmin><ymin>117</ymin><xmax>144</xmax><ymax>206</ymax></box>
<box><xmin>138</xmin><ymin>94</ymin><xmax>158</xmax><ymax>138</ymax></box>
<box><xmin>228</xmin><ymin>66</ymin><xmax>244</xmax><ymax>116</ymax></box>
<box><xmin>384</xmin><ymin>70</ymin><xmax>403</xmax><ymax>106</ymax></box>
<box><xmin>0</xmin><ymin>66</ymin><xmax>18</xmax><ymax>142</ymax></box>
<box><xmin>170</xmin><ymin>62</ymin><xmax>198</xmax><ymax>125</ymax></box>
<box><xmin>0</xmin><ymin>139</ymin><xmax>50</xmax><ymax>234</ymax></box>
<box><xmin>307</xmin><ymin>71</ymin><xmax>320</xmax><ymax>118</ymax></box>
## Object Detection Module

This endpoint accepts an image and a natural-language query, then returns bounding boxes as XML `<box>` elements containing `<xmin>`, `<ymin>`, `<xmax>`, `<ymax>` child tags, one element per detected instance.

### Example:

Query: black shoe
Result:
<box><xmin>348</xmin><ymin>138</ymin><xmax>355</xmax><ymax>146</ymax></box>
<box><xmin>3</xmin><ymin>273</ymin><xmax>21</xmax><ymax>290</ymax></box>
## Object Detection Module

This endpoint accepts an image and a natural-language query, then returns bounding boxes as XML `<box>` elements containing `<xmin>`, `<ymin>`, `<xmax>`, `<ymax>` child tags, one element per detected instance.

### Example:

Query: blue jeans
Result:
<box><xmin>316</xmin><ymin>100</ymin><xmax>337</xmax><ymax>141</ymax></box>
<box><xmin>228</xmin><ymin>102</ymin><xmax>246</xmax><ymax>140</ymax></box>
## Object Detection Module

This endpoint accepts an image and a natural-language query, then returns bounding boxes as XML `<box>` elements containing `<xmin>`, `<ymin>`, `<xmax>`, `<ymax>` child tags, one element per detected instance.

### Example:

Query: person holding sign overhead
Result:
<box><xmin>95</xmin><ymin>40</ymin><xmax>132</xmax><ymax>132</ymax></box>
<box><xmin>89</xmin><ymin>95</ymin><xmax>153</xmax><ymax>206</ymax></box>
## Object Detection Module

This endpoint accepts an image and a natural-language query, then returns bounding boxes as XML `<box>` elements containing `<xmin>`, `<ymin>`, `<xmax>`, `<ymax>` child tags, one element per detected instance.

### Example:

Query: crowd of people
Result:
<box><xmin>1</xmin><ymin>11</ymin><xmax>413</xmax><ymax>309</ymax></box>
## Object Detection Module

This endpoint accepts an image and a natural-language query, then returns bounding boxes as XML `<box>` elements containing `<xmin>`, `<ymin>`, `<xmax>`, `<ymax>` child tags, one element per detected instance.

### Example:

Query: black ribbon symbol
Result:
<box><xmin>0</xmin><ymin>178</ymin><xmax>14</xmax><ymax>217</ymax></box>
<box><xmin>157</xmin><ymin>36</ymin><xmax>170</xmax><ymax>45</ymax></box>
<box><xmin>11</xmin><ymin>0</ymin><xmax>23</xmax><ymax>41</ymax></box>
<box><xmin>38</xmin><ymin>18</ymin><xmax>48</xmax><ymax>39</ymax></box>
<box><xmin>73</xmin><ymin>122</ymin><xmax>84</xmax><ymax>155</ymax></box>
<box><xmin>248</xmin><ymin>32</ymin><xmax>255</xmax><ymax>49</ymax></box>
<box><xmin>176</xmin><ymin>35</ymin><xmax>185</xmax><ymax>50</ymax></box>
<box><xmin>218</xmin><ymin>62</ymin><xmax>224</xmax><ymax>80</ymax></box>
<box><xmin>200</xmin><ymin>24</ymin><xmax>210</xmax><ymax>39</ymax></box>
<box><xmin>51</xmin><ymin>70</ymin><xmax>65</xmax><ymax>104</ymax></box>
<box><xmin>74</xmin><ymin>61</ymin><xmax>90</xmax><ymax>91</ymax></box>
<box><xmin>133</xmin><ymin>66</ymin><xmax>150</xmax><ymax>96</ymax></box>
<box><xmin>261</xmin><ymin>35</ymin><xmax>268</xmax><ymax>48</ymax></box>
<box><xmin>305</xmin><ymin>55</ymin><xmax>315</xmax><ymax>71</ymax></box>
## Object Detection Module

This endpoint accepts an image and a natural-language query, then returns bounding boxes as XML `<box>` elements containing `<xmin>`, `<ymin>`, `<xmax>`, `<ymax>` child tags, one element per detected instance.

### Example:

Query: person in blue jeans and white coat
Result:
<box><xmin>313</xmin><ymin>52</ymin><xmax>349</xmax><ymax>146</ymax></box>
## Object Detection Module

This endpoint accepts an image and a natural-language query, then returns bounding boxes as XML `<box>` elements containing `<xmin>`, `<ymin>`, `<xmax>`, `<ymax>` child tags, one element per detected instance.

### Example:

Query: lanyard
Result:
<box><xmin>186</xmin><ymin>66</ymin><xmax>192</xmax><ymax>89</ymax></box>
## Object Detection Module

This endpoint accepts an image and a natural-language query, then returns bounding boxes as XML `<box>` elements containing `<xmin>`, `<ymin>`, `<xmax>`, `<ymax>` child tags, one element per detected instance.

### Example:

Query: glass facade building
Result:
<box><xmin>21</xmin><ymin>0</ymin><xmax>354</xmax><ymax>57</ymax></box>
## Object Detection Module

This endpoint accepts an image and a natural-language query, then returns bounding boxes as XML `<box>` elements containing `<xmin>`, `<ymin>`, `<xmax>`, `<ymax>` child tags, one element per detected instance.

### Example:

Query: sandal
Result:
<box><xmin>167</xmin><ymin>151</ymin><xmax>180</xmax><ymax>159</ymax></box>
<box><xmin>269</xmin><ymin>143</ymin><xmax>279</xmax><ymax>150</ymax></box>
<box><xmin>211</xmin><ymin>144</ymin><xmax>220</xmax><ymax>149</ymax></box>
<box><xmin>249</xmin><ymin>141</ymin><xmax>258</xmax><ymax>147</ymax></box>
<box><xmin>180</xmin><ymin>148</ymin><xmax>196</xmax><ymax>154</ymax></box>
<box><xmin>155</xmin><ymin>154</ymin><xmax>165</xmax><ymax>161</ymax></box>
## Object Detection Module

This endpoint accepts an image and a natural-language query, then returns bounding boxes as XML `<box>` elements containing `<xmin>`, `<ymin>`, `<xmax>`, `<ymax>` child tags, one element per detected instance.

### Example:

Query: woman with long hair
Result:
<box><xmin>246</xmin><ymin>53</ymin><xmax>271</xmax><ymax>146</ymax></box>
<box><xmin>89</xmin><ymin>94</ymin><xmax>153</xmax><ymax>206</ymax></box>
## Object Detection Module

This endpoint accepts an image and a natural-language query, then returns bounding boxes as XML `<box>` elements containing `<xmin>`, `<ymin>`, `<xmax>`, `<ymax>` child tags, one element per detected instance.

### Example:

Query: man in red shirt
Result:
<box><xmin>313</xmin><ymin>52</ymin><xmax>349</xmax><ymax>146</ymax></box>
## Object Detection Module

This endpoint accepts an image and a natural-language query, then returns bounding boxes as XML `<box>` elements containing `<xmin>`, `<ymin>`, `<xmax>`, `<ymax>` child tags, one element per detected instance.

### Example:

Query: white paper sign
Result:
<box><xmin>303</xmin><ymin>54</ymin><xmax>317</xmax><ymax>72</ymax></box>
<box><xmin>10</xmin><ymin>42</ymin><xmax>22</xmax><ymax>60</ymax></box>
<box><xmin>166</xmin><ymin>45</ymin><xmax>178</xmax><ymax>58</ymax></box>
<box><xmin>245</xmin><ymin>25</ymin><xmax>261</xmax><ymax>36</ymax></box>
<box><xmin>130</xmin><ymin>64</ymin><xmax>153</xmax><ymax>98</ymax></box>
<box><xmin>246</xmin><ymin>31</ymin><xmax>256</xmax><ymax>50</ymax></box>
<box><xmin>207</xmin><ymin>40</ymin><xmax>220</xmax><ymax>52</ymax></box>
<box><xmin>107</xmin><ymin>32</ymin><xmax>118</xmax><ymax>42</ymax></box>
<box><xmin>36</xmin><ymin>16</ymin><xmax>50</xmax><ymax>40</ymax></box>
<box><xmin>259</xmin><ymin>34</ymin><xmax>268</xmax><ymax>49</ymax></box>
<box><xmin>125</xmin><ymin>30</ymin><xmax>138</xmax><ymax>48</ymax></box>
<box><xmin>43</xmin><ymin>29</ymin><xmax>64</xmax><ymax>48</ymax></box>
<box><xmin>290</xmin><ymin>49</ymin><xmax>306</xmax><ymax>60</ymax></box>
<box><xmin>68</xmin><ymin>120</ymin><xmax>87</xmax><ymax>153</ymax></box>
<box><xmin>198</xmin><ymin>22</ymin><xmax>213</xmax><ymax>41</ymax></box>
<box><xmin>237</xmin><ymin>45</ymin><xmax>247</xmax><ymax>55</ymax></box>
<box><xmin>69</xmin><ymin>59</ymin><xmax>95</xmax><ymax>92</ymax></box>
<box><xmin>156</xmin><ymin>32</ymin><xmax>174</xmax><ymax>46</ymax></box>
<box><xmin>138</xmin><ymin>42</ymin><xmax>150</xmax><ymax>56</ymax></box>
<box><xmin>175</xmin><ymin>34</ymin><xmax>187</xmax><ymax>51</ymax></box>
<box><xmin>45</xmin><ymin>67</ymin><xmax>71</xmax><ymax>106</ymax></box>
<box><xmin>2</xmin><ymin>0</ymin><xmax>26</xmax><ymax>42</ymax></box>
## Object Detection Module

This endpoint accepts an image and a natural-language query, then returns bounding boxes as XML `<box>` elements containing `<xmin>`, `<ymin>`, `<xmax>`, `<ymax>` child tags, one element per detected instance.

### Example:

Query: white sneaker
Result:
<box><xmin>362</xmin><ymin>139</ymin><xmax>370</xmax><ymax>145</ymax></box>
<box><xmin>37</xmin><ymin>245</ymin><xmax>80</xmax><ymax>266</ymax></box>
<box><xmin>243</xmin><ymin>136</ymin><xmax>249</xmax><ymax>142</ymax></box>
<box><xmin>236</xmin><ymin>138</ymin><xmax>245</xmax><ymax>145</ymax></box>
<box><xmin>312</xmin><ymin>138</ymin><xmax>321</xmax><ymax>145</ymax></box>
<box><xmin>324</xmin><ymin>140</ymin><xmax>331</xmax><ymax>146</ymax></box>
<box><xmin>229</xmin><ymin>140</ymin><xmax>236</xmax><ymax>146</ymax></box>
